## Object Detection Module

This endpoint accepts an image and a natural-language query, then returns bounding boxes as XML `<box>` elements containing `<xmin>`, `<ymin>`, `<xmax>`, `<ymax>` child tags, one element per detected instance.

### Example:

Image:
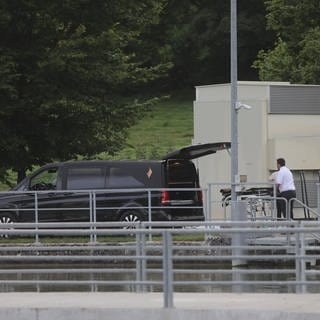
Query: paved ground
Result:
<box><xmin>1</xmin><ymin>292</ymin><xmax>319</xmax><ymax>311</ymax></box>
<box><xmin>1</xmin><ymin>292</ymin><xmax>320</xmax><ymax>320</ymax></box>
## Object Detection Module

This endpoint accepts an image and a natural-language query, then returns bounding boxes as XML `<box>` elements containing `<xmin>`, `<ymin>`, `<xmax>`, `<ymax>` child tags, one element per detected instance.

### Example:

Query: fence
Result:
<box><xmin>0</xmin><ymin>187</ymin><xmax>205</xmax><ymax>243</ymax></box>
<box><xmin>0</xmin><ymin>220</ymin><xmax>320</xmax><ymax>308</ymax></box>
<box><xmin>207</xmin><ymin>182</ymin><xmax>320</xmax><ymax>220</ymax></box>
<box><xmin>0</xmin><ymin>184</ymin><xmax>320</xmax><ymax>308</ymax></box>
<box><xmin>1</xmin><ymin>183</ymin><xmax>319</xmax><ymax>228</ymax></box>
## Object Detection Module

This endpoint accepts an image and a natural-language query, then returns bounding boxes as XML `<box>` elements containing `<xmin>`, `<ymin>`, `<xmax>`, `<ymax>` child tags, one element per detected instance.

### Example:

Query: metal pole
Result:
<box><xmin>135</xmin><ymin>225</ymin><xmax>147</xmax><ymax>293</ymax></box>
<box><xmin>317</xmin><ymin>183</ymin><xmax>320</xmax><ymax>215</ymax></box>
<box><xmin>230</xmin><ymin>0</ymin><xmax>238</xmax><ymax>207</ymax></box>
<box><xmin>148</xmin><ymin>190</ymin><xmax>152</xmax><ymax>241</ymax></box>
<box><xmin>205</xmin><ymin>186</ymin><xmax>209</xmax><ymax>220</ymax></box>
<box><xmin>92</xmin><ymin>192</ymin><xmax>97</xmax><ymax>243</ymax></box>
<box><xmin>163</xmin><ymin>230</ymin><xmax>173</xmax><ymax>308</ymax></box>
<box><xmin>89</xmin><ymin>192</ymin><xmax>94</xmax><ymax>243</ymax></box>
<box><xmin>230</xmin><ymin>0</ymin><xmax>246</xmax><ymax>267</ymax></box>
<box><xmin>300</xmin><ymin>229</ymin><xmax>306</xmax><ymax>293</ymax></box>
<box><xmin>34</xmin><ymin>192</ymin><xmax>39</xmax><ymax>244</ymax></box>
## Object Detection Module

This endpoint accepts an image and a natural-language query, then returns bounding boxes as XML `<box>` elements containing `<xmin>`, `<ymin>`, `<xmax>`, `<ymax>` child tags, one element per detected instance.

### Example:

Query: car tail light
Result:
<box><xmin>198</xmin><ymin>190</ymin><xmax>203</xmax><ymax>203</ymax></box>
<box><xmin>161</xmin><ymin>190</ymin><xmax>170</xmax><ymax>205</ymax></box>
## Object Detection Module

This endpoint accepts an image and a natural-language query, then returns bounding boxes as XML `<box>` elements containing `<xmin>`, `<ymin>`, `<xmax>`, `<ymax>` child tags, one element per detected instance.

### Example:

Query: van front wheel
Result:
<box><xmin>120</xmin><ymin>211</ymin><xmax>142</xmax><ymax>228</ymax></box>
<box><xmin>0</xmin><ymin>213</ymin><xmax>15</xmax><ymax>238</ymax></box>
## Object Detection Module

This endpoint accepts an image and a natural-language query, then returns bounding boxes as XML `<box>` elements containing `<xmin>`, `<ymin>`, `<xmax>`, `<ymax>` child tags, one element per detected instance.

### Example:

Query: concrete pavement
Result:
<box><xmin>1</xmin><ymin>292</ymin><xmax>320</xmax><ymax>319</ymax></box>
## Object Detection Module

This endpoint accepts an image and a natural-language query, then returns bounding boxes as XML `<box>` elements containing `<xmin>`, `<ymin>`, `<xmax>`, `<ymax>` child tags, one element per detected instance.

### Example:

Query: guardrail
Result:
<box><xmin>208</xmin><ymin>182</ymin><xmax>320</xmax><ymax>220</ymax></box>
<box><xmin>1</xmin><ymin>183</ymin><xmax>319</xmax><ymax>229</ymax></box>
<box><xmin>0</xmin><ymin>188</ymin><xmax>206</xmax><ymax>243</ymax></box>
<box><xmin>0</xmin><ymin>221</ymin><xmax>320</xmax><ymax>308</ymax></box>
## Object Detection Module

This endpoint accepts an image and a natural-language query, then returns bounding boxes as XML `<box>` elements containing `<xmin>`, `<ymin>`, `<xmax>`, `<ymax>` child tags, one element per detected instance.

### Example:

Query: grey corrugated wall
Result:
<box><xmin>270</xmin><ymin>86</ymin><xmax>320</xmax><ymax>114</ymax></box>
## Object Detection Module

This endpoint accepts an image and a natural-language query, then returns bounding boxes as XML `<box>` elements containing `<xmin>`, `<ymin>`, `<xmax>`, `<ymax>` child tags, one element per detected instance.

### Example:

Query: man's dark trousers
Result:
<box><xmin>277</xmin><ymin>190</ymin><xmax>296</xmax><ymax>219</ymax></box>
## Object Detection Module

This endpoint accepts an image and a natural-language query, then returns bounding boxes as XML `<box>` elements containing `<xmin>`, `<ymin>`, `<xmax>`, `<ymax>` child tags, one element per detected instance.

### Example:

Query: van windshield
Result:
<box><xmin>28</xmin><ymin>168</ymin><xmax>59</xmax><ymax>191</ymax></box>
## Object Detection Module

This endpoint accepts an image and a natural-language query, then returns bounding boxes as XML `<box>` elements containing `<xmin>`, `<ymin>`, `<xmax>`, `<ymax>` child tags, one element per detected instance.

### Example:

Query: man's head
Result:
<box><xmin>277</xmin><ymin>158</ymin><xmax>286</xmax><ymax>169</ymax></box>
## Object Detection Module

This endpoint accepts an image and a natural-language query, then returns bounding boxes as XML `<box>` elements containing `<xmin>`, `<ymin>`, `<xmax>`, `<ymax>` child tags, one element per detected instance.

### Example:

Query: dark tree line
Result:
<box><xmin>1</xmin><ymin>0</ymin><xmax>318</xmax><ymax>185</ymax></box>
<box><xmin>253</xmin><ymin>0</ymin><xmax>320</xmax><ymax>83</ymax></box>
<box><xmin>0</xmin><ymin>0</ymin><xmax>169</xmax><ymax>182</ymax></box>
<box><xmin>150</xmin><ymin>0</ymin><xmax>275</xmax><ymax>88</ymax></box>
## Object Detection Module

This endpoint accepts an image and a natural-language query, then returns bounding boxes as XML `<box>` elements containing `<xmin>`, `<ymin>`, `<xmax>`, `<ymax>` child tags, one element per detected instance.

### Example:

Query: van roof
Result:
<box><xmin>46</xmin><ymin>159</ymin><xmax>164</xmax><ymax>167</ymax></box>
<box><xmin>38</xmin><ymin>142</ymin><xmax>231</xmax><ymax>169</ymax></box>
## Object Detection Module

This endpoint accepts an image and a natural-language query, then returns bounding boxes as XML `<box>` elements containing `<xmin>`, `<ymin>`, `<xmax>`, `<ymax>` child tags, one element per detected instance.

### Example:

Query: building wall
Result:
<box><xmin>267</xmin><ymin>115</ymin><xmax>320</xmax><ymax>170</ymax></box>
<box><xmin>193</xmin><ymin>82</ymin><xmax>320</xmax><ymax>219</ymax></box>
<box><xmin>194</xmin><ymin>83</ymin><xmax>271</xmax><ymax>186</ymax></box>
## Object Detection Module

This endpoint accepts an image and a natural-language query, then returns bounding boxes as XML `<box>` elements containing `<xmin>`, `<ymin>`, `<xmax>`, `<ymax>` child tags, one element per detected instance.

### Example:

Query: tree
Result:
<box><xmin>0</xmin><ymin>0</ymin><xmax>169</xmax><ymax>182</ymax></box>
<box><xmin>253</xmin><ymin>0</ymin><xmax>320</xmax><ymax>83</ymax></box>
<box><xmin>141</xmin><ymin>0</ymin><xmax>275</xmax><ymax>89</ymax></box>
<box><xmin>253</xmin><ymin>38</ymin><xmax>293</xmax><ymax>81</ymax></box>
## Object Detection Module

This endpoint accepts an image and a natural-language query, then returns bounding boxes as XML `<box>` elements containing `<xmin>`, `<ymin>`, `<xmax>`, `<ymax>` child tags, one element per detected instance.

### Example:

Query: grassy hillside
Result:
<box><xmin>112</xmin><ymin>94</ymin><xmax>195</xmax><ymax>160</ymax></box>
<box><xmin>0</xmin><ymin>94</ymin><xmax>194</xmax><ymax>190</ymax></box>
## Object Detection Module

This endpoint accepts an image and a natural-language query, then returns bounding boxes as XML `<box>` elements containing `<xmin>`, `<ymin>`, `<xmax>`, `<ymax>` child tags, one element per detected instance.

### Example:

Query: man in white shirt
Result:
<box><xmin>275</xmin><ymin>158</ymin><xmax>296</xmax><ymax>219</ymax></box>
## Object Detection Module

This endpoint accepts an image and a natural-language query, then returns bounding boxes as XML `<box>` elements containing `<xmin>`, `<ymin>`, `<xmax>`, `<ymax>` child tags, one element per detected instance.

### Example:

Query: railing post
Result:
<box><xmin>231</xmin><ymin>201</ymin><xmax>247</xmax><ymax>267</ymax></box>
<box><xmin>300</xmin><ymin>229</ymin><xmax>306</xmax><ymax>293</ymax></box>
<box><xmin>147</xmin><ymin>190</ymin><xmax>152</xmax><ymax>242</ymax></box>
<box><xmin>203</xmin><ymin>187</ymin><xmax>208</xmax><ymax>221</ymax></box>
<box><xmin>207</xmin><ymin>183</ymin><xmax>212</xmax><ymax>220</ymax></box>
<box><xmin>89</xmin><ymin>191</ymin><xmax>94</xmax><ymax>243</ymax></box>
<box><xmin>286</xmin><ymin>197</ymin><xmax>290</xmax><ymax>220</ymax></box>
<box><xmin>295</xmin><ymin>223</ymin><xmax>300</xmax><ymax>293</ymax></box>
<box><xmin>272</xmin><ymin>183</ymin><xmax>277</xmax><ymax>220</ymax></box>
<box><xmin>163</xmin><ymin>230</ymin><xmax>173</xmax><ymax>308</ymax></box>
<box><xmin>92</xmin><ymin>191</ymin><xmax>97</xmax><ymax>243</ymax></box>
<box><xmin>136</xmin><ymin>228</ymin><xmax>146</xmax><ymax>293</ymax></box>
<box><xmin>34</xmin><ymin>192</ymin><xmax>39</xmax><ymax>244</ymax></box>
<box><xmin>317</xmin><ymin>183</ymin><xmax>320</xmax><ymax>216</ymax></box>
<box><xmin>295</xmin><ymin>221</ymin><xmax>306</xmax><ymax>293</ymax></box>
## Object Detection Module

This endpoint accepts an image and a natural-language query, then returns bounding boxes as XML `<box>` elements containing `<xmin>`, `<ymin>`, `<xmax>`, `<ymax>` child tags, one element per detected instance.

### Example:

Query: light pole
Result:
<box><xmin>230</xmin><ymin>0</ymin><xmax>246</xmax><ymax>270</ymax></box>
<box><xmin>230</xmin><ymin>0</ymin><xmax>238</xmax><ymax>213</ymax></box>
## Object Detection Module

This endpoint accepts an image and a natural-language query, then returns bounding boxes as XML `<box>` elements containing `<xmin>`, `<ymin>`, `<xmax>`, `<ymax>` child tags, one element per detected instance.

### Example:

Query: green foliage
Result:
<box><xmin>0</xmin><ymin>0</ymin><xmax>170</xmax><ymax>182</ymax></box>
<box><xmin>0</xmin><ymin>0</ymin><xmax>280</xmax><ymax>185</ymax></box>
<box><xmin>253</xmin><ymin>38</ymin><xmax>293</xmax><ymax>81</ymax></box>
<box><xmin>0</xmin><ymin>94</ymin><xmax>193</xmax><ymax>190</ymax></box>
<box><xmin>0</xmin><ymin>233</ymin><xmax>205</xmax><ymax>244</ymax></box>
<box><xmin>0</xmin><ymin>168</ymin><xmax>16</xmax><ymax>190</ymax></box>
<box><xmin>144</xmin><ymin>0</ymin><xmax>274</xmax><ymax>88</ymax></box>
<box><xmin>253</xmin><ymin>0</ymin><xmax>320</xmax><ymax>84</ymax></box>
<box><xmin>296</xmin><ymin>27</ymin><xmax>320</xmax><ymax>83</ymax></box>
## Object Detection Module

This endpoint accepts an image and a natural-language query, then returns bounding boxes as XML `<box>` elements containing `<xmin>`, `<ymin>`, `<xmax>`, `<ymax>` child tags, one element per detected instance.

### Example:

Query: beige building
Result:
<box><xmin>193</xmin><ymin>81</ymin><xmax>320</xmax><ymax>218</ymax></box>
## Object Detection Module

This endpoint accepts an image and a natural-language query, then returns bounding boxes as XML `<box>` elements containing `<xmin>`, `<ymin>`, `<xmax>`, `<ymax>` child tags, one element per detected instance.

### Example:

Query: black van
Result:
<box><xmin>0</xmin><ymin>142</ymin><xmax>230</xmax><ymax>225</ymax></box>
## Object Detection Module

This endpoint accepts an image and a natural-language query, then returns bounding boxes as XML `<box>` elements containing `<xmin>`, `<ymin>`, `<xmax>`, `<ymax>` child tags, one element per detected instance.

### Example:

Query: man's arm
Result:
<box><xmin>275</xmin><ymin>170</ymin><xmax>283</xmax><ymax>191</ymax></box>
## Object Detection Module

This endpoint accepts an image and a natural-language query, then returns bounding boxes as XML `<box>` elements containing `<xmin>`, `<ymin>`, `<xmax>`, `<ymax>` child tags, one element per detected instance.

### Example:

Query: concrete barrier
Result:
<box><xmin>1</xmin><ymin>292</ymin><xmax>320</xmax><ymax>320</ymax></box>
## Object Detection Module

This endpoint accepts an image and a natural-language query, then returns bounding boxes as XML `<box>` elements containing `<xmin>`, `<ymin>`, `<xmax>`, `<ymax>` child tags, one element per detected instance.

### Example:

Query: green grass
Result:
<box><xmin>112</xmin><ymin>93</ymin><xmax>194</xmax><ymax>160</ymax></box>
<box><xmin>0</xmin><ymin>233</ymin><xmax>206</xmax><ymax>245</ymax></box>
<box><xmin>0</xmin><ymin>92</ymin><xmax>194</xmax><ymax>190</ymax></box>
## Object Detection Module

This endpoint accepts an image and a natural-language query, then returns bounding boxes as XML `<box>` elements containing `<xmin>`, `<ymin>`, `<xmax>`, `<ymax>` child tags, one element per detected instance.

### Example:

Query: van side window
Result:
<box><xmin>66</xmin><ymin>167</ymin><xmax>105</xmax><ymax>190</ymax></box>
<box><xmin>108</xmin><ymin>167</ymin><xmax>144</xmax><ymax>188</ymax></box>
<box><xmin>30</xmin><ymin>168</ymin><xmax>59</xmax><ymax>190</ymax></box>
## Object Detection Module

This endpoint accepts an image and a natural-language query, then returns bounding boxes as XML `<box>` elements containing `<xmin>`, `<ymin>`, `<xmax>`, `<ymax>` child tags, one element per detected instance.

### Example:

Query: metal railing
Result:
<box><xmin>0</xmin><ymin>188</ymin><xmax>205</xmax><ymax>242</ymax></box>
<box><xmin>208</xmin><ymin>182</ymin><xmax>320</xmax><ymax>220</ymax></box>
<box><xmin>1</xmin><ymin>182</ymin><xmax>320</xmax><ymax>228</ymax></box>
<box><xmin>0</xmin><ymin>221</ymin><xmax>320</xmax><ymax>308</ymax></box>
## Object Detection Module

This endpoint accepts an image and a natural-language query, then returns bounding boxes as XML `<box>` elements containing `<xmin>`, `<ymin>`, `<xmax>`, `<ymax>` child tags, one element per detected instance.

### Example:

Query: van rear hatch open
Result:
<box><xmin>162</xmin><ymin>142</ymin><xmax>231</xmax><ymax>161</ymax></box>
<box><xmin>161</xmin><ymin>142</ymin><xmax>230</xmax><ymax>220</ymax></box>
